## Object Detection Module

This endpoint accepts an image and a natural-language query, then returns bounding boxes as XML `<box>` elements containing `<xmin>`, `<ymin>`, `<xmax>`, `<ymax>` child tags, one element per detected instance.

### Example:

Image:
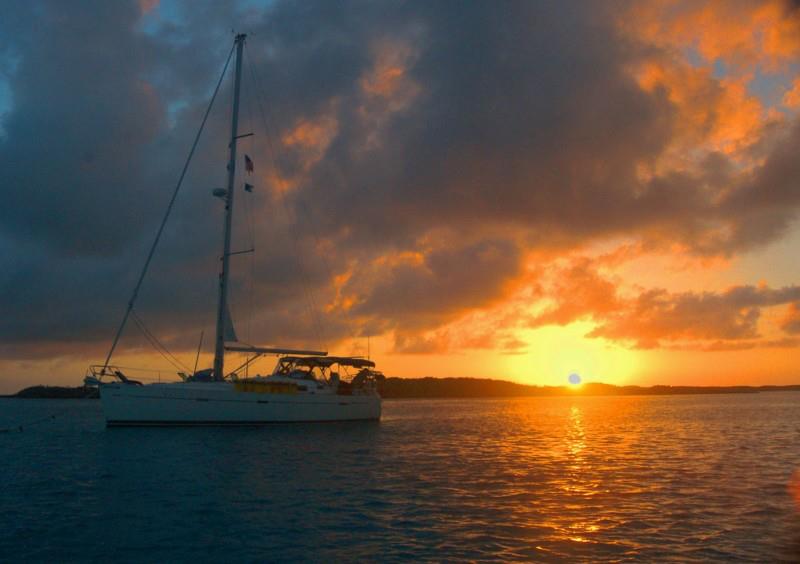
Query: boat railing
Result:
<box><xmin>84</xmin><ymin>364</ymin><xmax>182</xmax><ymax>386</ymax></box>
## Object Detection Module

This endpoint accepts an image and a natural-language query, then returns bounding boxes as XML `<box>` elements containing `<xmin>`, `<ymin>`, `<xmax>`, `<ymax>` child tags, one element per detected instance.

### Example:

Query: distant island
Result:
<box><xmin>9</xmin><ymin>385</ymin><xmax>99</xmax><ymax>399</ymax></box>
<box><xmin>5</xmin><ymin>378</ymin><xmax>800</xmax><ymax>399</ymax></box>
<box><xmin>381</xmin><ymin>378</ymin><xmax>800</xmax><ymax>398</ymax></box>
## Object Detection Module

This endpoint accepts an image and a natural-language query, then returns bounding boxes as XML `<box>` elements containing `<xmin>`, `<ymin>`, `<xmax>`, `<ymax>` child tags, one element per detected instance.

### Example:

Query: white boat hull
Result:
<box><xmin>99</xmin><ymin>382</ymin><xmax>381</xmax><ymax>426</ymax></box>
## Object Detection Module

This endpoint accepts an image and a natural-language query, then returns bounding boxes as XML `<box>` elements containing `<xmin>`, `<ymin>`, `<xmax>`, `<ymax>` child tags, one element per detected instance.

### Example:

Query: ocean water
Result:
<box><xmin>1</xmin><ymin>394</ymin><xmax>800</xmax><ymax>562</ymax></box>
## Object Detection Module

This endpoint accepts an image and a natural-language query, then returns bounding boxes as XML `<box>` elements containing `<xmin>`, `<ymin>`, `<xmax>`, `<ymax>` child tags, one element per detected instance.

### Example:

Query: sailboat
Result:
<box><xmin>84</xmin><ymin>34</ymin><xmax>383</xmax><ymax>425</ymax></box>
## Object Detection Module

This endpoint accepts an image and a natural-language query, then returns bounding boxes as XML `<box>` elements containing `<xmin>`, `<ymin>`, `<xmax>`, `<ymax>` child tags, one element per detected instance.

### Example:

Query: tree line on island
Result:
<box><xmin>7</xmin><ymin>378</ymin><xmax>800</xmax><ymax>399</ymax></box>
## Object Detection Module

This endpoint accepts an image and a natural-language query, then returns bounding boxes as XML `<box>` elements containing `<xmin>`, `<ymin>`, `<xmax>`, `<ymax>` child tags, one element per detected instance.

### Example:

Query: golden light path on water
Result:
<box><xmin>550</xmin><ymin>405</ymin><xmax>606</xmax><ymax>547</ymax></box>
<box><xmin>486</xmin><ymin>394</ymin><xmax>798</xmax><ymax>559</ymax></box>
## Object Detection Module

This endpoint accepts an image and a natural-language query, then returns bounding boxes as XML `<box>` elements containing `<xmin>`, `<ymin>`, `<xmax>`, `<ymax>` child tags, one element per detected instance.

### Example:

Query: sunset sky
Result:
<box><xmin>1</xmin><ymin>0</ymin><xmax>800</xmax><ymax>393</ymax></box>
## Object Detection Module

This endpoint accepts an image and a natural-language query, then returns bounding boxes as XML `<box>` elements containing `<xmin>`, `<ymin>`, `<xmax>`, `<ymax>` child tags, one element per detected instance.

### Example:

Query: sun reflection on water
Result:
<box><xmin>790</xmin><ymin>469</ymin><xmax>800</xmax><ymax>510</ymax></box>
<box><xmin>563</xmin><ymin>405</ymin><xmax>587</xmax><ymax>492</ymax></box>
<box><xmin>546</xmin><ymin>403</ymin><xmax>620</xmax><ymax>550</ymax></box>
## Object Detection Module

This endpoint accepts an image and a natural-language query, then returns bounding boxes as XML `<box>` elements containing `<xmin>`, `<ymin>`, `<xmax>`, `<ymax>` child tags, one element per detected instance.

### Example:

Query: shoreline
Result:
<box><xmin>4</xmin><ymin>379</ymin><xmax>800</xmax><ymax>400</ymax></box>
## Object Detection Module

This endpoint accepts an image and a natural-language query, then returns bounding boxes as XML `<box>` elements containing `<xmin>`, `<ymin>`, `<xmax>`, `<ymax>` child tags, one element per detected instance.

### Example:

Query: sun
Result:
<box><xmin>504</xmin><ymin>322</ymin><xmax>642</xmax><ymax>386</ymax></box>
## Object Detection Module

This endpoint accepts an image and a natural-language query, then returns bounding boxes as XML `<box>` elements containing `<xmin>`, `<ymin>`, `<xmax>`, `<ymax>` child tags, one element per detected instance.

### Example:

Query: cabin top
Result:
<box><xmin>277</xmin><ymin>356</ymin><xmax>376</xmax><ymax>370</ymax></box>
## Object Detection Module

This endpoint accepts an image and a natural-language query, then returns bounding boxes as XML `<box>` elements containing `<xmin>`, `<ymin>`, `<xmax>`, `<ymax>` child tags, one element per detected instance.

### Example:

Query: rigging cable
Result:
<box><xmin>244</xmin><ymin>47</ymin><xmax>329</xmax><ymax>351</ymax></box>
<box><xmin>101</xmin><ymin>42</ymin><xmax>236</xmax><ymax>372</ymax></box>
<box><xmin>247</xmin><ymin>48</ymin><xmax>369</xmax><ymax>356</ymax></box>
<box><xmin>130</xmin><ymin>310</ymin><xmax>193</xmax><ymax>374</ymax></box>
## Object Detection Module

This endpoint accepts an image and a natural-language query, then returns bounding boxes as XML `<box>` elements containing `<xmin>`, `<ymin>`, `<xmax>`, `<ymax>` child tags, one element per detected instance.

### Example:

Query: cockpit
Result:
<box><xmin>271</xmin><ymin>356</ymin><xmax>384</xmax><ymax>394</ymax></box>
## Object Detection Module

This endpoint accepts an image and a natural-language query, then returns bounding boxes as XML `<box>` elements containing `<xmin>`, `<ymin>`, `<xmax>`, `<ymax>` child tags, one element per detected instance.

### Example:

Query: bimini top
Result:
<box><xmin>279</xmin><ymin>356</ymin><xmax>376</xmax><ymax>369</ymax></box>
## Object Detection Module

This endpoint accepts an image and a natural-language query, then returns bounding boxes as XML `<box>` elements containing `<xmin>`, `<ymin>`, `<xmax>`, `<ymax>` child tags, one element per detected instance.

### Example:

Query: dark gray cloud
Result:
<box><xmin>1</xmin><ymin>0</ymin><xmax>799</xmax><ymax>363</ymax></box>
<box><xmin>350</xmin><ymin>238</ymin><xmax>522</xmax><ymax>333</ymax></box>
<box><xmin>294</xmin><ymin>1</ymin><xmax>675</xmax><ymax>249</ymax></box>
<box><xmin>0</xmin><ymin>1</ymin><xmax>165</xmax><ymax>255</ymax></box>
<box><xmin>716</xmin><ymin>121</ymin><xmax>800</xmax><ymax>252</ymax></box>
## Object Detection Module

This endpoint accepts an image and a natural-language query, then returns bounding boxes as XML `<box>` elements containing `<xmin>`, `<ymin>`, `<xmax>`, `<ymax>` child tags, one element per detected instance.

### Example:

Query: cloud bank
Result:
<box><xmin>1</xmin><ymin>0</ymin><xmax>799</xmax><ymax>364</ymax></box>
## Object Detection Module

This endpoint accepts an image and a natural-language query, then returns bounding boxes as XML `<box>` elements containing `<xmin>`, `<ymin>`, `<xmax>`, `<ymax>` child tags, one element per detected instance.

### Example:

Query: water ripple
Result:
<box><xmin>2</xmin><ymin>394</ymin><xmax>800</xmax><ymax>561</ymax></box>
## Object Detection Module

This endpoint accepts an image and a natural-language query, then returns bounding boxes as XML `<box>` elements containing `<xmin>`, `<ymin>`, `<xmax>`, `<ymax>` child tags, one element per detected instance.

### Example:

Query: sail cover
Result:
<box><xmin>224</xmin><ymin>304</ymin><xmax>238</xmax><ymax>342</ymax></box>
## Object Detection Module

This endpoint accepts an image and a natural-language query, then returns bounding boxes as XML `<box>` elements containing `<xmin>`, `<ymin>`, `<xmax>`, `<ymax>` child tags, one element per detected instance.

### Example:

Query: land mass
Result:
<box><xmin>5</xmin><ymin>378</ymin><xmax>800</xmax><ymax>399</ymax></box>
<box><xmin>9</xmin><ymin>385</ymin><xmax>99</xmax><ymax>399</ymax></box>
<box><xmin>381</xmin><ymin>378</ymin><xmax>800</xmax><ymax>398</ymax></box>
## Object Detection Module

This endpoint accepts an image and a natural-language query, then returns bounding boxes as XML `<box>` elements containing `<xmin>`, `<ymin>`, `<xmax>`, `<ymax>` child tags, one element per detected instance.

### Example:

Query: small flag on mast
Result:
<box><xmin>244</xmin><ymin>155</ymin><xmax>254</xmax><ymax>174</ymax></box>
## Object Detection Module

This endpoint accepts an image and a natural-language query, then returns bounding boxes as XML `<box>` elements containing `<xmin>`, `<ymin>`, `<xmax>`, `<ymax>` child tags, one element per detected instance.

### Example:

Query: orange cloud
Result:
<box><xmin>784</xmin><ymin>77</ymin><xmax>800</xmax><ymax>107</ymax></box>
<box><xmin>669</xmin><ymin>336</ymin><xmax>799</xmax><ymax>352</ymax></box>
<box><xmin>781</xmin><ymin>302</ymin><xmax>800</xmax><ymax>334</ymax></box>
<box><xmin>351</xmin><ymin>241</ymin><xmax>800</xmax><ymax>358</ymax></box>
<box><xmin>621</xmin><ymin>0</ymin><xmax>799</xmax><ymax>178</ymax></box>
<box><xmin>393</xmin><ymin>330</ymin><xmax>527</xmax><ymax>355</ymax></box>
<box><xmin>282</xmin><ymin>114</ymin><xmax>338</xmax><ymax>151</ymax></box>
<box><xmin>357</xmin><ymin>38</ymin><xmax>421</xmax><ymax>151</ymax></box>
<box><xmin>391</xmin><ymin>312</ymin><xmax>528</xmax><ymax>356</ymax></box>
<box><xmin>589</xmin><ymin>284</ymin><xmax>800</xmax><ymax>348</ymax></box>
<box><xmin>273</xmin><ymin>106</ymin><xmax>339</xmax><ymax>192</ymax></box>
<box><xmin>528</xmin><ymin>258</ymin><xmax>621</xmax><ymax>328</ymax></box>
<box><xmin>359</xmin><ymin>39</ymin><xmax>420</xmax><ymax>103</ymax></box>
<box><xmin>138</xmin><ymin>0</ymin><xmax>158</xmax><ymax>16</ymax></box>
<box><xmin>361</xmin><ymin>64</ymin><xmax>406</xmax><ymax>98</ymax></box>
<box><xmin>634</xmin><ymin>60</ymin><xmax>765</xmax><ymax>156</ymax></box>
<box><xmin>623</xmin><ymin>0</ymin><xmax>800</xmax><ymax>71</ymax></box>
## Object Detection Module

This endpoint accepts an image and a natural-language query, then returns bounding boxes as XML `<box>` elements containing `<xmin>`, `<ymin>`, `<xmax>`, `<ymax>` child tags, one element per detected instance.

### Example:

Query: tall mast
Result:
<box><xmin>213</xmin><ymin>33</ymin><xmax>246</xmax><ymax>381</ymax></box>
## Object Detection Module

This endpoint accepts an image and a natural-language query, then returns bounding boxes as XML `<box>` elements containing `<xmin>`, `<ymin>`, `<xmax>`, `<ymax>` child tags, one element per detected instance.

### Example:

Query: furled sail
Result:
<box><xmin>224</xmin><ymin>304</ymin><xmax>238</xmax><ymax>342</ymax></box>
